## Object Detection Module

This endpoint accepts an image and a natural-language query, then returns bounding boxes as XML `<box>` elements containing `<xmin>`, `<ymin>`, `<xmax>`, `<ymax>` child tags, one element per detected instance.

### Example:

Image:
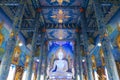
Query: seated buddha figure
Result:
<box><xmin>48</xmin><ymin>49</ymin><xmax>74</xmax><ymax>79</ymax></box>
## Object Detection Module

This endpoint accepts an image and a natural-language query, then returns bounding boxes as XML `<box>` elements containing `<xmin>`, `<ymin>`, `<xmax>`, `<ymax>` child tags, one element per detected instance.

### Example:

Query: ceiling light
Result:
<box><xmin>36</xmin><ymin>59</ymin><xmax>39</xmax><ymax>62</ymax></box>
<box><xmin>97</xmin><ymin>42</ymin><xmax>102</xmax><ymax>47</ymax></box>
<box><xmin>82</xmin><ymin>59</ymin><xmax>85</xmax><ymax>62</ymax></box>
<box><xmin>19</xmin><ymin>42</ymin><xmax>23</xmax><ymax>47</ymax></box>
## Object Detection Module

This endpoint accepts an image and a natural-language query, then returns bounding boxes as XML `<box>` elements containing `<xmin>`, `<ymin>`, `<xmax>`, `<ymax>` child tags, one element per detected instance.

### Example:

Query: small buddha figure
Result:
<box><xmin>48</xmin><ymin>49</ymin><xmax>74</xmax><ymax>78</ymax></box>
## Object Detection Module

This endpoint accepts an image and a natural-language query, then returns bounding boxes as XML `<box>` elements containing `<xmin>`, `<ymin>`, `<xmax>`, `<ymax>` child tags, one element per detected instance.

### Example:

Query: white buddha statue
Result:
<box><xmin>47</xmin><ymin>49</ymin><xmax>74</xmax><ymax>79</ymax></box>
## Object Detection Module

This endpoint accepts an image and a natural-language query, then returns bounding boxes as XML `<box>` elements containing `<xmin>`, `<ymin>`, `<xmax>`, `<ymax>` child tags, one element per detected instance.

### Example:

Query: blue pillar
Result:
<box><xmin>74</xmin><ymin>45</ymin><xmax>78</xmax><ymax>80</ymax></box>
<box><xmin>43</xmin><ymin>42</ymin><xmax>48</xmax><ymax>80</ymax></box>
<box><xmin>36</xmin><ymin>31</ymin><xmax>45</xmax><ymax>80</ymax></box>
<box><xmin>25</xmin><ymin>11</ymin><xmax>40</xmax><ymax>80</ymax></box>
<box><xmin>76</xmin><ymin>30</ymin><xmax>84</xmax><ymax>80</ymax></box>
<box><xmin>75</xmin><ymin>44</ymin><xmax>79</xmax><ymax>80</ymax></box>
<box><xmin>40</xmin><ymin>44</ymin><xmax>46</xmax><ymax>79</ymax></box>
<box><xmin>93</xmin><ymin>2</ymin><xmax>120</xmax><ymax>80</ymax></box>
<box><xmin>25</xmin><ymin>55</ymin><xmax>34</xmax><ymax>80</ymax></box>
<box><xmin>80</xmin><ymin>8</ymin><xmax>94</xmax><ymax>80</ymax></box>
<box><xmin>0</xmin><ymin>3</ymin><xmax>25</xmax><ymax>80</ymax></box>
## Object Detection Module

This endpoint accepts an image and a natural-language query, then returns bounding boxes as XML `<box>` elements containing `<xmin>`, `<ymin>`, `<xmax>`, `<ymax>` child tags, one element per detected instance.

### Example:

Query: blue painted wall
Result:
<box><xmin>0</xmin><ymin>8</ymin><xmax>31</xmax><ymax>67</ymax></box>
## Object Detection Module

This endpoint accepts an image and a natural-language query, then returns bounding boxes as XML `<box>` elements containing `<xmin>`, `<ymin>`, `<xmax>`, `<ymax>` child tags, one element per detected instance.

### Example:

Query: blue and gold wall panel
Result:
<box><xmin>0</xmin><ymin>8</ymin><xmax>31</xmax><ymax>67</ymax></box>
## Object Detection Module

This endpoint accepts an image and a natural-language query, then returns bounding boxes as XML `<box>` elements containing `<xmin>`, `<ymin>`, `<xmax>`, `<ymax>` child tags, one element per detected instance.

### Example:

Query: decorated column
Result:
<box><xmin>14</xmin><ymin>66</ymin><xmax>24</xmax><ymax>80</ymax></box>
<box><xmin>36</xmin><ymin>28</ymin><xmax>46</xmax><ymax>80</ymax></box>
<box><xmin>76</xmin><ymin>29</ymin><xmax>84</xmax><ymax>80</ymax></box>
<box><xmin>74</xmin><ymin>43</ymin><xmax>78</xmax><ymax>80</ymax></box>
<box><xmin>25</xmin><ymin>10</ymin><xmax>40</xmax><ymax>80</ymax></box>
<box><xmin>93</xmin><ymin>1</ymin><xmax>119</xmax><ymax>80</ymax></box>
<box><xmin>43</xmin><ymin>41</ymin><xmax>48</xmax><ymax>80</ymax></box>
<box><xmin>75</xmin><ymin>41</ymin><xmax>79</xmax><ymax>80</ymax></box>
<box><xmin>39</xmin><ymin>41</ymin><xmax>48</xmax><ymax>80</ymax></box>
<box><xmin>0</xmin><ymin>2</ymin><xmax>25</xmax><ymax>80</ymax></box>
<box><xmin>91</xmin><ymin>55</ymin><xmax>98</xmax><ymax>80</ymax></box>
<box><xmin>80</xmin><ymin>8</ymin><xmax>94</xmax><ymax>80</ymax></box>
<box><xmin>39</xmin><ymin>43</ymin><xmax>46</xmax><ymax>80</ymax></box>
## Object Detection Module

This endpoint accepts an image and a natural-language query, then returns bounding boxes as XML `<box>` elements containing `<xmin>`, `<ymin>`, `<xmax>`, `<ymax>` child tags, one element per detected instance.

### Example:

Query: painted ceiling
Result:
<box><xmin>43</xmin><ymin>9</ymin><xmax>79</xmax><ymax>24</ymax></box>
<box><xmin>39</xmin><ymin>0</ymin><xmax>87</xmax><ymax>6</ymax></box>
<box><xmin>46</xmin><ymin>29</ymin><xmax>76</xmax><ymax>40</ymax></box>
<box><xmin>37</xmin><ymin>0</ymin><xmax>88</xmax><ymax>24</ymax></box>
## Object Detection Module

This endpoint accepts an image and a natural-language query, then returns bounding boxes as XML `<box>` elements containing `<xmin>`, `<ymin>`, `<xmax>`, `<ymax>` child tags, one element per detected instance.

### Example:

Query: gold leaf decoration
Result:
<box><xmin>91</xmin><ymin>55</ymin><xmax>96</xmax><ymax>69</ymax></box>
<box><xmin>100</xmin><ymin>48</ymin><xmax>105</xmax><ymax>66</ymax></box>
<box><xmin>51</xmin><ymin>0</ymin><xmax>70</xmax><ymax>5</ymax></box>
<box><xmin>12</xmin><ymin>46</ymin><xmax>21</xmax><ymax>65</ymax></box>
<box><xmin>0</xmin><ymin>32</ymin><xmax>4</xmax><ymax>46</ymax></box>
<box><xmin>24</xmin><ymin>55</ymin><xmax>30</xmax><ymax>68</ymax></box>
<box><xmin>116</xmin><ymin>34</ymin><xmax>120</xmax><ymax>49</ymax></box>
<box><xmin>10</xmin><ymin>31</ymin><xmax>14</xmax><ymax>38</ymax></box>
<box><xmin>14</xmin><ymin>66</ymin><xmax>24</xmax><ymax>80</ymax></box>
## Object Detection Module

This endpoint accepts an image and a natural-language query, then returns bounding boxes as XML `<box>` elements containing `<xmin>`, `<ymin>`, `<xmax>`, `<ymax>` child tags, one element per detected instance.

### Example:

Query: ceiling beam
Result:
<box><xmin>20</xmin><ymin>27</ymin><xmax>98</xmax><ymax>32</ymax></box>
<box><xmin>26</xmin><ymin>0</ymin><xmax>35</xmax><ymax>17</ymax></box>
<box><xmin>98</xmin><ymin>0</ymin><xmax>120</xmax><ymax>6</ymax></box>
<box><xmin>0</xmin><ymin>6</ymin><xmax>14</xmax><ymax>21</ymax></box>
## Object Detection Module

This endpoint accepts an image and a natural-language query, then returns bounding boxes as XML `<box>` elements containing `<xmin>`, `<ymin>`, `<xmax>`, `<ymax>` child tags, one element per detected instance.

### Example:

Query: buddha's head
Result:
<box><xmin>58</xmin><ymin>49</ymin><xmax>64</xmax><ymax>60</ymax></box>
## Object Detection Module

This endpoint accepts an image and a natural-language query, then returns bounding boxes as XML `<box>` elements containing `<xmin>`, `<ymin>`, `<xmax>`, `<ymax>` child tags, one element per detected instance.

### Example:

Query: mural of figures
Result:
<box><xmin>0</xmin><ymin>21</ymin><xmax>5</xmax><ymax>58</ymax></box>
<box><xmin>0</xmin><ymin>32</ymin><xmax>4</xmax><ymax>46</ymax></box>
<box><xmin>12</xmin><ymin>46</ymin><xmax>21</xmax><ymax>65</ymax></box>
<box><xmin>0</xmin><ymin>21</ymin><xmax>4</xmax><ymax>46</ymax></box>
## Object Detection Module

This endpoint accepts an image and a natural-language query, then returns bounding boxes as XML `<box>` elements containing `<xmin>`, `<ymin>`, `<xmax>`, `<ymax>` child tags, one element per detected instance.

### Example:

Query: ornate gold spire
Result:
<box><xmin>51</xmin><ymin>9</ymin><xmax>70</xmax><ymax>23</ymax></box>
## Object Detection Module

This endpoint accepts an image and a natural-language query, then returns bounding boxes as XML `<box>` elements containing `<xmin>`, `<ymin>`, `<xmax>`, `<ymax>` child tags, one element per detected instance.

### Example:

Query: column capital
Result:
<box><xmin>36</xmin><ymin>8</ymin><xmax>42</xmax><ymax>13</ymax></box>
<box><xmin>79</xmin><ymin>7</ymin><xmax>85</xmax><ymax>13</ymax></box>
<box><xmin>42</xmin><ymin>28</ymin><xmax>46</xmax><ymax>32</ymax></box>
<box><xmin>75</xmin><ymin>28</ymin><xmax>80</xmax><ymax>33</ymax></box>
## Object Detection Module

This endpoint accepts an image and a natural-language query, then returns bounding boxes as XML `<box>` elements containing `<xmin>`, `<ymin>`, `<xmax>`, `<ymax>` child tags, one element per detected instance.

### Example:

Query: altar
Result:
<box><xmin>47</xmin><ymin>47</ymin><xmax>74</xmax><ymax>80</ymax></box>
